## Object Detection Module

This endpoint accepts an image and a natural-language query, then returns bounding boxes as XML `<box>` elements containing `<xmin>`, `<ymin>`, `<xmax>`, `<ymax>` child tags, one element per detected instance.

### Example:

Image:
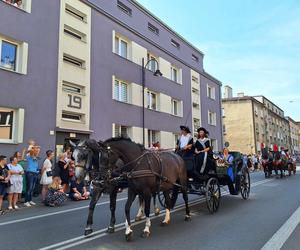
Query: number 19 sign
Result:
<box><xmin>67</xmin><ymin>94</ymin><xmax>82</xmax><ymax>109</ymax></box>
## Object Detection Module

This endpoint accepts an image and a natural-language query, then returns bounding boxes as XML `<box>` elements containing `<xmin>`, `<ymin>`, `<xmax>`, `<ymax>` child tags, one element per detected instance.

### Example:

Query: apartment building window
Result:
<box><xmin>117</xmin><ymin>0</ymin><xmax>132</xmax><ymax>16</ymax></box>
<box><xmin>64</xmin><ymin>25</ymin><xmax>86</xmax><ymax>42</ymax></box>
<box><xmin>172</xmin><ymin>99</ymin><xmax>182</xmax><ymax>116</ymax></box>
<box><xmin>65</xmin><ymin>4</ymin><xmax>87</xmax><ymax>22</ymax></box>
<box><xmin>208</xmin><ymin>111</ymin><xmax>217</xmax><ymax>126</ymax></box>
<box><xmin>147</xmin><ymin>53</ymin><xmax>158</xmax><ymax>72</ymax></box>
<box><xmin>192</xmin><ymin>54</ymin><xmax>199</xmax><ymax>62</ymax></box>
<box><xmin>148</xmin><ymin>22</ymin><xmax>159</xmax><ymax>35</ymax></box>
<box><xmin>171</xmin><ymin>39</ymin><xmax>180</xmax><ymax>49</ymax></box>
<box><xmin>0</xmin><ymin>107</ymin><xmax>24</xmax><ymax>143</ymax></box>
<box><xmin>62</xmin><ymin>112</ymin><xmax>83</xmax><ymax>122</ymax></box>
<box><xmin>114</xmin><ymin>80</ymin><xmax>129</xmax><ymax>103</ymax></box>
<box><xmin>0</xmin><ymin>40</ymin><xmax>17</xmax><ymax>71</ymax></box>
<box><xmin>147</xmin><ymin>91</ymin><xmax>157</xmax><ymax>110</ymax></box>
<box><xmin>62</xmin><ymin>82</ymin><xmax>84</xmax><ymax>95</ymax></box>
<box><xmin>221</xmin><ymin>108</ymin><xmax>225</xmax><ymax>117</ymax></box>
<box><xmin>148</xmin><ymin>130</ymin><xmax>159</xmax><ymax>147</ymax></box>
<box><xmin>171</xmin><ymin>66</ymin><xmax>179</xmax><ymax>83</ymax></box>
<box><xmin>211</xmin><ymin>139</ymin><xmax>218</xmax><ymax>151</ymax></box>
<box><xmin>114</xmin><ymin>124</ymin><xmax>131</xmax><ymax>137</ymax></box>
<box><xmin>207</xmin><ymin>85</ymin><xmax>215</xmax><ymax>99</ymax></box>
<box><xmin>63</xmin><ymin>54</ymin><xmax>85</xmax><ymax>68</ymax></box>
<box><xmin>192</xmin><ymin>76</ymin><xmax>199</xmax><ymax>84</ymax></box>
<box><xmin>2</xmin><ymin>0</ymin><xmax>31</xmax><ymax>12</ymax></box>
<box><xmin>115</xmin><ymin>36</ymin><xmax>128</xmax><ymax>59</ymax></box>
<box><xmin>223</xmin><ymin>125</ymin><xmax>226</xmax><ymax>134</ymax></box>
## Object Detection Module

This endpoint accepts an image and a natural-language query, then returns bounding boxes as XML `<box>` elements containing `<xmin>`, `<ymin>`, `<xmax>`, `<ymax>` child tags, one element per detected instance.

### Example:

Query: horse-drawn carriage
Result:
<box><xmin>262</xmin><ymin>149</ymin><xmax>296</xmax><ymax>178</ymax></box>
<box><xmin>158</xmin><ymin>151</ymin><xmax>251</xmax><ymax>214</ymax></box>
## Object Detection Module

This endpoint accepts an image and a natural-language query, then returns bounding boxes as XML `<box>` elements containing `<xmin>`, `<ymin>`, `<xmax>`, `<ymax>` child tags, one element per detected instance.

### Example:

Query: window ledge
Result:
<box><xmin>0</xmin><ymin>140</ymin><xmax>19</xmax><ymax>145</ymax></box>
<box><xmin>63</xmin><ymin>61</ymin><xmax>86</xmax><ymax>70</ymax></box>
<box><xmin>171</xmin><ymin>114</ymin><xmax>183</xmax><ymax>118</ymax></box>
<box><xmin>0</xmin><ymin>66</ymin><xmax>25</xmax><ymax>75</ymax></box>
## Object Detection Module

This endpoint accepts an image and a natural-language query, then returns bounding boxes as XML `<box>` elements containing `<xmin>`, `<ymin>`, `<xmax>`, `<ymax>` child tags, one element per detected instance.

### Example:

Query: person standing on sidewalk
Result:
<box><xmin>0</xmin><ymin>155</ymin><xmax>10</xmax><ymax>214</ymax></box>
<box><xmin>7</xmin><ymin>156</ymin><xmax>24</xmax><ymax>210</ymax></box>
<box><xmin>24</xmin><ymin>146</ymin><xmax>40</xmax><ymax>207</ymax></box>
<box><xmin>40</xmin><ymin>150</ymin><xmax>54</xmax><ymax>202</ymax></box>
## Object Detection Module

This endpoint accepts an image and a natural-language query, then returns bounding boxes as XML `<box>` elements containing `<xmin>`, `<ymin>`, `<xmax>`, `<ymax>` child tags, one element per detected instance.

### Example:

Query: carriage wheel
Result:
<box><xmin>205</xmin><ymin>177</ymin><xmax>221</xmax><ymax>214</ymax></box>
<box><xmin>240</xmin><ymin>169</ymin><xmax>250</xmax><ymax>200</ymax></box>
<box><xmin>158</xmin><ymin>191</ymin><xmax>167</xmax><ymax>208</ymax></box>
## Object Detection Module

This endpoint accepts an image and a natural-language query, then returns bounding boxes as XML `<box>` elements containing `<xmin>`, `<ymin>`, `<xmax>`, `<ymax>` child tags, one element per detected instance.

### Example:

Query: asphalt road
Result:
<box><xmin>1</xmin><ymin>169</ymin><xmax>300</xmax><ymax>250</ymax></box>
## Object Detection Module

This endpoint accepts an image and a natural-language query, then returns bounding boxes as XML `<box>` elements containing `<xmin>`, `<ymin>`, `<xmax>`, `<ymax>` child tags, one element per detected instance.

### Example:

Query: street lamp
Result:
<box><xmin>142</xmin><ymin>57</ymin><xmax>163</xmax><ymax>146</ymax></box>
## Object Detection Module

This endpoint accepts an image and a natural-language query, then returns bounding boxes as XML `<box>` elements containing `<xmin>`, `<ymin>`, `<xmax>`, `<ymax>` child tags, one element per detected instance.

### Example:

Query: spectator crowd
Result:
<box><xmin>0</xmin><ymin>140</ymin><xmax>90</xmax><ymax>215</ymax></box>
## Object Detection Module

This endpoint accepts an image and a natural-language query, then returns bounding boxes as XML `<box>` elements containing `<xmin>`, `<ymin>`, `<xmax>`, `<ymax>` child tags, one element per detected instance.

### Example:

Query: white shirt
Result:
<box><xmin>179</xmin><ymin>134</ymin><xmax>191</xmax><ymax>149</ymax></box>
<box><xmin>8</xmin><ymin>164</ymin><xmax>23</xmax><ymax>183</ymax></box>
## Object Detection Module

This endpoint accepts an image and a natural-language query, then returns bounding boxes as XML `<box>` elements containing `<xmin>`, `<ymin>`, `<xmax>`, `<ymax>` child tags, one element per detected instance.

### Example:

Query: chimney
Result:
<box><xmin>224</xmin><ymin>85</ymin><xmax>233</xmax><ymax>99</ymax></box>
<box><xmin>237</xmin><ymin>92</ymin><xmax>245</xmax><ymax>98</ymax></box>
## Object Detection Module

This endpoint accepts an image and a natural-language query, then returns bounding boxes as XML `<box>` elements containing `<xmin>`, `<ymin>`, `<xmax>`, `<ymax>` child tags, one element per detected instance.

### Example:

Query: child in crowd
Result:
<box><xmin>69</xmin><ymin>177</ymin><xmax>90</xmax><ymax>201</ymax></box>
<box><xmin>45</xmin><ymin>177</ymin><xmax>67</xmax><ymax>207</ymax></box>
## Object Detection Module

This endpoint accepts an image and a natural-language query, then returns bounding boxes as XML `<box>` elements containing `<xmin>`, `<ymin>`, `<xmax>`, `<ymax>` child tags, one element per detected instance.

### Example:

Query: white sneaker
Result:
<box><xmin>29</xmin><ymin>201</ymin><xmax>36</xmax><ymax>205</ymax></box>
<box><xmin>14</xmin><ymin>205</ymin><xmax>19</xmax><ymax>209</ymax></box>
<box><xmin>24</xmin><ymin>202</ymin><xmax>31</xmax><ymax>207</ymax></box>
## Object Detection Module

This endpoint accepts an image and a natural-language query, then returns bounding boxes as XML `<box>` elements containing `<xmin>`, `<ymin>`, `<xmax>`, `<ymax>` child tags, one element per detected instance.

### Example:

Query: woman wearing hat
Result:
<box><xmin>194</xmin><ymin>127</ymin><xmax>213</xmax><ymax>175</ymax></box>
<box><xmin>175</xmin><ymin>125</ymin><xmax>193</xmax><ymax>158</ymax></box>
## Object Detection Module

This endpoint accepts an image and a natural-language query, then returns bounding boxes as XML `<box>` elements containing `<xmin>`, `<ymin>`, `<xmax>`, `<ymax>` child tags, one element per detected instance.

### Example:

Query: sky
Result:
<box><xmin>137</xmin><ymin>0</ymin><xmax>300</xmax><ymax>121</ymax></box>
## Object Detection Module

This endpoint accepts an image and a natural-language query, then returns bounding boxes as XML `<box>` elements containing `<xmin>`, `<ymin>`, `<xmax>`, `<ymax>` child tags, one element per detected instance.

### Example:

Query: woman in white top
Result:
<box><xmin>7</xmin><ymin>156</ymin><xmax>24</xmax><ymax>210</ymax></box>
<box><xmin>40</xmin><ymin>150</ymin><xmax>54</xmax><ymax>202</ymax></box>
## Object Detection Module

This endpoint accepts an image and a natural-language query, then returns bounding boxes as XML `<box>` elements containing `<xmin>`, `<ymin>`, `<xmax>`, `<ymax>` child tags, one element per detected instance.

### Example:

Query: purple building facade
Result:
<box><xmin>0</xmin><ymin>0</ymin><xmax>222</xmax><ymax>157</ymax></box>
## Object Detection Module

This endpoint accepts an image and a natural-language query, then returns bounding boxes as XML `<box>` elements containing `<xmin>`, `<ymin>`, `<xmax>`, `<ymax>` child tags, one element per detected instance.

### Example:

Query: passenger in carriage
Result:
<box><xmin>194</xmin><ymin>127</ymin><xmax>214</xmax><ymax>176</ymax></box>
<box><xmin>221</xmin><ymin>148</ymin><xmax>234</xmax><ymax>182</ymax></box>
<box><xmin>175</xmin><ymin>126</ymin><xmax>193</xmax><ymax>158</ymax></box>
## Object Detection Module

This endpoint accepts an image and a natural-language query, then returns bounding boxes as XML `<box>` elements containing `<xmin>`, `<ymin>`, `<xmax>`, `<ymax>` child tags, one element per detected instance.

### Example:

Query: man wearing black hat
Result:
<box><xmin>175</xmin><ymin>126</ymin><xmax>193</xmax><ymax>158</ymax></box>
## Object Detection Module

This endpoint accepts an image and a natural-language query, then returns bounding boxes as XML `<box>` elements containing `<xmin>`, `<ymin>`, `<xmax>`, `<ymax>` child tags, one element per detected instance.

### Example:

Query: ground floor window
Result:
<box><xmin>0</xmin><ymin>107</ymin><xmax>24</xmax><ymax>143</ymax></box>
<box><xmin>148</xmin><ymin>130</ymin><xmax>159</xmax><ymax>148</ymax></box>
<box><xmin>211</xmin><ymin>139</ymin><xmax>218</xmax><ymax>152</ymax></box>
<box><xmin>114</xmin><ymin>124</ymin><xmax>131</xmax><ymax>138</ymax></box>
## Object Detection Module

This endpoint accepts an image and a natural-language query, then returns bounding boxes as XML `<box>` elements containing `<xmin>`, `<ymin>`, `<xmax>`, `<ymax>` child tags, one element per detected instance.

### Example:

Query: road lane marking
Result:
<box><xmin>0</xmin><ymin>197</ymin><xmax>128</xmax><ymax>227</ymax></box>
<box><xmin>261</xmin><ymin>205</ymin><xmax>300</xmax><ymax>250</ymax></box>
<box><xmin>38</xmin><ymin>178</ymin><xmax>273</xmax><ymax>250</ymax></box>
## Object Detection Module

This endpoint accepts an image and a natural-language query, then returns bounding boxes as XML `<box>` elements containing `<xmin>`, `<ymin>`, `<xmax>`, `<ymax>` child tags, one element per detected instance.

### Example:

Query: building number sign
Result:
<box><xmin>67</xmin><ymin>94</ymin><xmax>82</xmax><ymax>109</ymax></box>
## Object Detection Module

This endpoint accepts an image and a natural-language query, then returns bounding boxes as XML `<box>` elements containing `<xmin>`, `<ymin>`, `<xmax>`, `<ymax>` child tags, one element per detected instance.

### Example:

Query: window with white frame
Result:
<box><xmin>172</xmin><ymin>99</ymin><xmax>182</xmax><ymax>116</ymax></box>
<box><xmin>2</xmin><ymin>0</ymin><xmax>31</xmax><ymax>12</ymax></box>
<box><xmin>147</xmin><ymin>90</ymin><xmax>157</xmax><ymax>110</ymax></box>
<box><xmin>171</xmin><ymin>66</ymin><xmax>179</xmax><ymax>83</ymax></box>
<box><xmin>0</xmin><ymin>40</ymin><xmax>17</xmax><ymax>71</ymax></box>
<box><xmin>0</xmin><ymin>107</ymin><xmax>24</xmax><ymax>143</ymax></box>
<box><xmin>65</xmin><ymin>4</ymin><xmax>87</xmax><ymax>22</ymax></box>
<box><xmin>114</xmin><ymin>36</ymin><xmax>128</xmax><ymax>59</ymax></box>
<box><xmin>148</xmin><ymin>130</ymin><xmax>159</xmax><ymax>148</ymax></box>
<box><xmin>192</xmin><ymin>76</ymin><xmax>199</xmax><ymax>84</ymax></box>
<box><xmin>211</xmin><ymin>139</ymin><xmax>218</xmax><ymax>151</ymax></box>
<box><xmin>207</xmin><ymin>85</ymin><xmax>215</xmax><ymax>99</ymax></box>
<box><xmin>114</xmin><ymin>79</ymin><xmax>129</xmax><ymax>103</ymax></box>
<box><xmin>221</xmin><ymin>108</ymin><xmax>225</xmax><ymax>117</ymax></box>
<box><xmin>114</xmin><ymin>124</ymin><xmax>131</xmax><ymax>138</ymax></box>
<box><xmin>62</xmin><ymin>112</ymin><xmax>84</xmax><ymax>122</ymax></box>
<box><xmin>147</xmin><ymin>53</ymin><xmax>158</xmax><ymax>72</ymax></box>
<box><xmin>0</xmin><ymin>36</ymin><xmax>27</xmax><ymax>74</ymax></box>
<box><xmin>223</xmin><ymin>124</ymin><xmax>226</xmax><ymax>134</ymax></box>
<box><xmin>208</xmin><ymin>111</ymin><xmax>217</xmax><ymax>126</ymax></box>
<box><xmin>63</xmin><ymin>54</ymin><xmax>85</xmax><ymax>68</ymax></box>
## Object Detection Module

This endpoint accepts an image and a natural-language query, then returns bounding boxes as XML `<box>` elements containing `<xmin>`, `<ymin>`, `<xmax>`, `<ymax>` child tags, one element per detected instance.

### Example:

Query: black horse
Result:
<box><xmin>97</xmin><ymin>137</ymin><xmax>190</xmax><ymax>240</ymax></box>
<box><xmin>71</xmin><ymin>139</ymin><xmax>159</xmax><ymax>236</ymax></box>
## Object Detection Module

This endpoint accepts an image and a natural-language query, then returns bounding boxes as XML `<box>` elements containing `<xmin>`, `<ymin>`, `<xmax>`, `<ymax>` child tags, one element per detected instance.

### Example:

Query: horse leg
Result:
<box><xmin>85</xmin><ymin>187</ymin><xmax>103</xmax><ymax>236</ymax></box>
<box><xmin>107</xmin><ymin>187</ymin><xmax>118</xmax><ymax>233</ymax></box>
<box><xmin>135</xmin><ymin>195</ymin><xmax>144</xmax><ymax>221</ymax></box>
<box><xmin>182</xmin><ymin>187</ymin><xmax>191</xmax><ymax>221</ymax></box>
<box><xmin>161</xmin><ymin>190</ymin><xmax>171</xmax><ymax>226</ymax></box>
<box><xmin>125</xmin><ymin>188</ymin><xmax>136</xmax><ymax>241</ymax></box>
<box><xmin>141</xmin><ymin>193</ymin><xmax>152</xmax><ymax>238</ymax></box>
<box><xmin>171</xmin><ymin>185</ymin><xmax>179</xmax><ymax>209</ymax></box>
<box><xmin>152</xmin><ymin>192</ymin><xmax>160</xmax><ymax>216</ymax></box>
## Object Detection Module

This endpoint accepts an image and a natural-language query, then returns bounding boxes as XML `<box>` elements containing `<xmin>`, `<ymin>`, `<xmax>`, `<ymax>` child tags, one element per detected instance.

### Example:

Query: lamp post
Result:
<box><xmin>142</xmin><ymin>57</ymin><xmax>163</xmax><ymax>146</ymax></box>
